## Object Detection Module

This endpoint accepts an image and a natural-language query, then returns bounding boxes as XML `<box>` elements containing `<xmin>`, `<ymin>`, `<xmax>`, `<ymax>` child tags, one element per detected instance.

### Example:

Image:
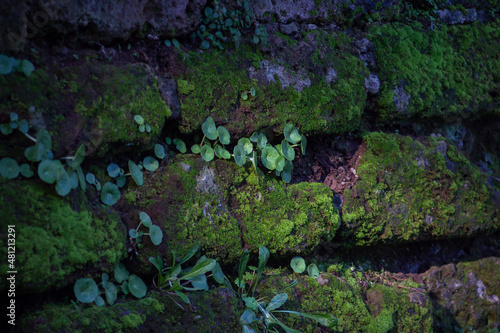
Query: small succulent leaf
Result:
<box><xmin>282</xmin><ymin>140</ymin><xmax>295</xmax><ymax>161</ymax></box>
<box><xmin>191</xmin><ymin>144</ymin><xmax>201</xmax><ymax>154</ymax></box>
<box><xmin>284</xmin><ymin>124</ymin><xmax>301</xmax><ymax>144</ymax></box>
<box><xmin>38</xmin><ymin>160</ymin><xmax>62</xmax><ymax>184</ymax></box>
<box><xmin>217</xmin><ymin>126</ymin><xmax>230</xmax><ymax>145</ymax></box>
<box><xmin>74</xmin><ymin>278</ymin><xmax>98</xmax><ymax>303</ymax></box>
<box><xmin>85</xmin><ymin>172</ymin><xmax>96</xmax><ymax>184</ymax></box>
<box><xmin>233</xmin><ymin>145</ymin><xmax>246</xmax><ymax>166</ymax></box>
<box><xmin>257</xmin><ymin>133</ymin><xmax>267</xmax><ymax>149</ymax></box>
<box><xmin>105</xmin><ymin>282</ymin><xmax>118</xmax><ymax>305</ymax></box>
<box><xmin>0</xmin><ymin>157</ymin><xmax>20</xmax><ymax>179</ymax></box>
<box><xmin>134</xmin><ymin>115</ymin><xmax>144</xmax><ymax>125</ymax></box>
<box><xmin>180</xmin><ymin>259</ymin><xmax>216</xmax><ymax>280</ymax></box>
<box><xmin>107</xmin><ymin>163</ymin><xmax>121</xmax><ymax>178</ymax></box>
<box><xmin>266</xmin><ymin>293</ymin><xmax>288</xmax><ymax>311</ymax></box>
<box><xmin>300</xmin><ymin>134</ymin><xmax>307</xmax><ymax>155</ymax></box>
<box><xmin>143</xmin><ymin>156</ymin><xmax>159</xmax><ymax>171</ymax></box>
<box><xmin>180</xmin><ymin>242</ymin><xmax>199</xmax><ymax>264</ymax></box>
<box><xmin>174</xmin><ymin>290</ymin><xmax>190</xmax><ymax>304</ymax></box>
<box><xmin>201</xmin><ymin>117</ymin><xmax>218</xmax><ymax>140</ymax></box>
<box><xmin>139</xmin><ymin>212</ymin><xmax>152</xmax><ymax>227</ymax></box>
<box><xmin>129</xmin><ymin>229</ymin><xmax>138</xmax><ymax>238</ymax></box>
<box><xmin>101</xmin><ymin>182</ymin><xmax>120</xmax><ymax>205</ymax></box>
<box><xmin>145</xmin><ymin>124</ymin><xmax>151</xmax><ymax>133</ymax></box>
<box><xmin>240</xmin><ymin>309</ymin><xmax>257</xmax><ymax>325</ymax></box>
<box><xmin>20</xmin><ymin>163</ymin><xmax>34</xmax><ymax>178</ymax></box>
<box><xmin>114</xmin><ymin>263</ymin><xmax>129</xmax><ymax>284</ymax></box>
<box><xmin>238</xmin><ymin>138</ymin><xmax>253</xmax><ymax>155</ymax></box>
<box><xmin>128</xmin><ymin>160</ymin><xmax>144</xmax><ymax>186</ymax></box>
<box><xmin>307</xmin><ymin>264</ymin><xmax>320</xmax><ymax>278</ymax></box>
<box><xmin>290</xmin><ymin>257</ymin><xmax>306</xmax><ymax>273</ymax></box>
<box><xmin>128</xmin><ymin>275</ymin><xmax>147</xmax><ymax>298</ymax></box>
<box><xmin>175</xmin><ymin>139</ymin><xmax>187</xmax><ymax>153</ymax></box>
<box><xmin>149</xmin><ymin>225</ymin><xmax>163</xmax><ymax>245</ymax></box>
<box><xmin>200</xmin><ymin>145</ymin><xmax>214</xmax><ymax>162</ymax></box>
<box><xmin>154</xmin><ymin>144</ymin><xmax>166</xmax><ymax>159</ymax></box>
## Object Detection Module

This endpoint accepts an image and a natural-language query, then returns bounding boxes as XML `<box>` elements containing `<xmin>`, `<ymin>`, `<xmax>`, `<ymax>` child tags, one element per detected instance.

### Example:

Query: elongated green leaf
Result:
<box><xmin>154</xmin><ymin>144</ymin><xmax>166</xmax><ymax>159</ymax></box>
<box><xmin>266</xmin><ymin>293</ymin><xmax>288</xmax><ymax>311</ymax></box>
<box><xmin>238</xmin><ymin>250</ymin><xmax>250</xmax><ymax>290</ymax></box>
<box><xmin>211</xmin><ymin>262</ymin><xmax>227</xmax><ymax>284</ymax></box>
<box><xmin>180</xmin><ymin>259</ymin><xmax>216</xmax><ymax>280</ymax></box>
<box><xmin>240</xmin><ymin>309</ymin><xmax>257</xmax><ymax>325</ymax></box>
<box><xmin>186</xmin><ymin>273</ymin><xmax>208</xmax><ymax>291</ymax></box>
<box><xmin>307</xmin><ymin>264</ymin><xmax>320</xmax><ymax>278</ymax></box>
<box><xmin>250</xmin><ymin>151</ymin><xmax>258</xmax><ymax>172</ymax></box>
<box><xmin>114</xmin><ymin>263</ymin><xmax>129</xmax><ymax>284</ymax></box>
<box><xmin>55</xmin><ymin>170</ymin><xmax>72</xmax><ymax>196</ymax></box>
<box><xmin>34</xmin><ymin>129</ymin><xmax>52</xmax><ymax>161</ymax></box>
<box><xmin>134</xmin><ymin>115</ymin><xmax>144</xmax><ymax>125</ymax></box>
<box><xmin>149</xmin><ymin>256</ymin><xmax>163</xmax><ymax>272</ymax></box>
<box><xmin>300</xmin><ymin>134</ymin><xmax>307</xmax><ymax>155</ymax></box>
<box><xmin>274</xmin><ymin>311</ymin><xmax>338</xmax><ymax>327</ymax></box>
<box><xmin>217</xmin><ymin>126</ymin><xmax>230</xmax><ymax>145</ymax></box>
<box><xmin>276</xmin><ymin>156</ymin><xmax>285</xmax><ymax>172</ymax></box>
<box><xmin>67</xmin><ymin>144</ymin><xmax>85</xmax><ymax>168</ymax></box>
<box><xmin>202</xmin><ymin>117</ymin><xmax>218</xmax><ymax>140</ymax></box>
<box><xmin>255</xmin><ymin>245</ymin><xmax>270</xmax><ymax>287</ymax></box>
<box><xmin>139</xmin><ymin>212</ymin><xmax>152</xmax><ymax>227</ymax></box>
<box><xmin>174</xmin><ymin>290</ymin><xmax>190</xmax><ymax>304</ymax></box>
<box><xmin>282</xmin><ymin>140</ymin><xmax>295</xmax><ymax>161</ymax></box>
<box><xmin>75</xmin><ymin>165</ymin><xmax>86</xmax><ymax>191</ymax></box>
<box><xmin>128</xmin><ymin>160</ymin><xmax>143</xmax><ymax>186</ymax></box>
<box><xmin>180</xmin><ymin>243</ymin><xmax>199</xmax><ymax>264</ymax></box>
<box><xmin>105</xmin><ymin>282</ymin><xmax>118</xmax><ymax>305</ymax></box>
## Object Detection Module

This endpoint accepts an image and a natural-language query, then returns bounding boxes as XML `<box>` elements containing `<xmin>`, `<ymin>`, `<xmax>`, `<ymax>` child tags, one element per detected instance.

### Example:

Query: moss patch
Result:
<box><xmin>370</xmin><ymin>22</ymin><xmax>500</xmax><ymax>121</ymax></box>
<box><xmin>342</xmin><ymin>132</ymin><xmax>499</xmax><ymax>246</ymax></box>
<box><xmin>0</xmin><ymin>179</ymin><xmax>126</xmax><ymax>293</ymax></box>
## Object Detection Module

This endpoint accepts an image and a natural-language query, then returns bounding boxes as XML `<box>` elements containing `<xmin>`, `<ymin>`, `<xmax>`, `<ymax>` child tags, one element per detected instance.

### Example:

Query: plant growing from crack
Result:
<box><xmin>129</xmin><ymin>212</ymin><xmax>163</xmax><ymax>247</ymax></box>
<box><xmin>73</xmin><ymin>263</ymin><xmax>147</xmax><ymax>306</ymax></box>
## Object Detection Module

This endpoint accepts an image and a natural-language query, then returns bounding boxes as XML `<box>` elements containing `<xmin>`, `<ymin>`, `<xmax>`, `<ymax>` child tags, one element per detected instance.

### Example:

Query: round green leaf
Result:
<box><xmin>10</xmin><ymin>112</ymin><xmax>18</xmax><ymax>122</ymax></box>
<box><xmin>215</xmin><ymin>145</ymin><xmax>231</xmax><ymax>159</ymax></box>
<box><xmin>139</xmin><ymin>212</ymin><xmax>152</xmax><ymax>228</ymax></box>
<box><xmin>107</xmin><ymin>163</ymin><xmax>121</xmax><ymax>178</ymax></box>
<box><xmin>261</xmin><ymin>146</ymin><xmax>279</xmax><ymax>170</ymax></box>
<box><xmin>143</xmin><ymin>156</ymin><xmax>159</xmax><ymax>171</ymax></box>
<box><xmin>154</xmin><ymin>144</ymin><xmax>166</xmax><ymax>159</ymax></box>
<box><xmin>128</xmin><ymin>274</ymin><xmax>147</xmax><ymax>298</ymax></box>
<box><xmin>275</xmin><ymin>156</ymin><xmax>286</xmax><ymax>172</ymax></box>
<box><xmin>20</xmin><ymin>59</ymin><xmax>35</xmax><ymax>77</ymax></box>
<box><xmin>114</xmin><ymin>263</ymin><xmax>129</xmax><ymax>284</ymax></box>
<box><xmin>200</xmin><ymin>145</ymin><xmax>214</xmax><ymax>162</ymax></box>
<box><xmin>105</xmin><ymin>282</ymin><xmax>118</xmax><ymax>305</ymax></box>
<box><xmin>18</xmin><ymin>119</ymin><xmax>29</xmax><ymax>134</ymax></box>
<box><xmin>217</xmin><ymin>126</ymin><xmax>230</xmax><ymax>145</ymax></box>
<box><xmin>200</xmin><ymin>40</ymin><xmax>210</xmax><ymax>49</ymax></box>
<box><xmin>149</xmin><ymin>225</ymin><xmax>163</xmax><ymax>245</ymax></box>
<box><xmin>238</xmin><ymin>138</ymin><xmax>253</xmax><ymax>155</ymax></box>
<box><xmin>76</xmin><ymin>166</ymin><xmax>86</xmax><ymax>191</ymax></box>
<box><xmin>74</xmin><ymin>278</ymin><xmax>98</xmax><ymax>303</ymax></box>
<box><xmin>202</xmin><ymin>117</ymin><xmax>218</xmax><ymax>140</ymax></box>
<box><xmin>38</xmin><ymin>160</ymin><xmax>62</xmax><ymax>184</ymax></box>
<box><xmin>10</xmin><ymin>121</ymin><xmax>18</xmax><ymax>129</ymax></box>
<box><xmin>282</xmin><ymin>140</ymin><xmax>295</xmax><ymax>161</ymax></box>
<box><xmin>165</xmin><ymin>137</ymin><xmax>172</xmax><ymax>145</ymax></box>
<box><xmin>20</xmin><ymin>163</ymin><xmax>34</xmax><ymax>178</ymax></box>
<box><xmin>129</xmin><ymin>229</ymin><xmax>138</xmax><ymax>238</ymax></box>
<box><xmin>250</xmin><ymin>87</ymin><xmax>256</xmax><ymax>97</ymax></box>
<box><xmin>101</xmin><ymin>182</ymin><xmax>121</xmax><ymax>205</ymax></box>
<box><xmin>34</xmin><ymin>129</ymin><xmax>52</xmax><ymax>161</ymax></box>
<box><xmin>0</xmin><ymin>123</ymin><xmax>12</xmax><ymax>135</ymax></box>
<box><xmin>95</xmin><ymin>295</ymin><xmax>105</xmax><ymax>307</ymax></box>
<box><xmin>128</xmin><ymin>160</ymin><xmax>143</xmax><ymax>186</ymax></box>
<box><xmin>233</xmin><ymin>145</ymin><xmax>246</xmax><ymax>167</ymax></box>
<box><xmin>85</xmin><ymin>172</ymin><xmax>96</xmax><ymax>184</ymax></box>
<box><xmin>284</xmin><ymin>124</ymin><xmax>301</xmax><ymax>144</ymax></box>
<box><xmin>173</xmin><ymin>138</ymin><xmax>187</xmax><ymax>153</ymax></box>
<box><xmin>290</xmin><ymin>257</ymin><xmax>306</xmax><ymax>273</ymax></box>
<box><xmin>55</xmin><ymin>170</ymin><xmax>72</xmax><ymax>196</ymax></box>
<box><xmin>257</xmin><ymin>133</ymin><xmax>267</xmax><ymax>149</ymax></box>
<box><xmin>0</xmin><ymin>54</ymin><xmax>15</xmax><ymax>74</ymax></box>
<box><xmin>191</xmin><ymin>144</ymin><xmax>201</xmax><ymax>154</ymax></box>
<box><xmin>134</xmin><ymin>115</ymin><xmax>144</xmax><ymax>125</ymax></box>
<box><xmin>116</xmin><ymin>175</ymin><xmax>126</xmax><ymax>188</ymax></box>
<box><xmin>95</xmin><ymin>180</ymin><xmax>102</xmax><ymax>191</ymax></box>
<box><xmin>0</xmin><ymin>157</ymin><xmax>20</xmax><ymax>179</ymax></box>
<box><xmin>241</xmin><ymin>91</ymin><xmax>248</xmax><ymax>100</ymax></box>
<box><xmin>307</xmin><ymin>263</ymin><xmax>320</xmax><ymax>278</ymax></box>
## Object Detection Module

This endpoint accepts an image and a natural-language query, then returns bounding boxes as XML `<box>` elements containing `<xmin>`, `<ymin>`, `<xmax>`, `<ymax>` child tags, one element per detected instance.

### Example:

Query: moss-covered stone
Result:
<box><xmin>176</xmin><ymin>31</ymin><xmax>366</xmax><ymax>137</ymax></box>
<box><xmin>370</xmin><ymin>22</ymin><xmax>500</xmax><ymax>121</ymax></box>
<box><xmin>257</xmin><ymin>267</ymin><xmax>433</xmax><ymax>332</ymax></box>
<box><xmin>342</xmin><ymin>132</ymin><xmax>499</xmax><ymax>246</ymax></box>
<box><xmin>120</xmin><ymin>154</ymin><xmax>339</xmax><ymax>271</ymax></box>
<box><xmin>20</xmin><ymin>290</ymin><xmax>240</xmax><ymax>333</ymax></box>
<box><xmin>424</xmin><ymin>257</ymin><xmax>500</xmax><ymax>331</ymax></box>
<box><xmin>0</xmin><ymin>178</ymin><xmax>126</xmax><ymax>293</ymax></box>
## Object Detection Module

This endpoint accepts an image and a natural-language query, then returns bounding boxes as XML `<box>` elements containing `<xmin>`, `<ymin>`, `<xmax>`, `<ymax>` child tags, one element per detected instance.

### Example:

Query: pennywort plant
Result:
<box><xmin>290</xmin><ymin>256</ymin><xmax>320</xmax><ymax>279</ymax></box>
<box><xmin>0</xmin><ymin>54</ymin><xmax>35</xmax><ymax>77</ymax></box>
<box><xmin>133</xmin><ymin>115</ymin><xmax>151</xmax><ymax>133</ymax></box>
<box><xmin>149</xmin><ymin>243</ymin><xmax>216</xmax><ymax>310</ymax></box>
<box><xmin>129</xmin><ymin>212</ymin><xmax>163</xmax><ymax>247</ymax></box>
<box><xmin>73</xmin><ymin>263</ymin><xmax>147</xmax><ymax>306</ymax></box>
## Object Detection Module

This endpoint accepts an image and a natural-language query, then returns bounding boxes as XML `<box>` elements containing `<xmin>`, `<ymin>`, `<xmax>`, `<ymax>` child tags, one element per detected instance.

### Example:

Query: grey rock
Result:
<box><xmin>393</xmin><ymin>84</ymin><xmax>411</xmax><ymax>115</ymax></box>
<box><xmin>248</xmin><ymin>60</ymin><xmax>311</xmax><ymax>92</ymax></box>
<box><xmin>436</xmin><ymin>141</ymin><xmax>448</xmax><ymax>155</ymax></box>
<box><xmin>364</xmin><ymin>73</ymin><xmax>380</xmax><ymax>94</ymax></box>
<box><xmin>279</xmin><ymin>22</ymin><xmax>300</xmax><ymax>35</ymax></box>
<box><xmin>158</xmin><ymin>78</ymin><xmax>181</xmax><ymax>119</ymax></box>
<box><xmin>354</xmin><ymin>38</ymin><xmax>376</xmax><ymax>68</ymax></box>
<box><xmin>325</xmin><ymin>67</ymin><xmax>338</xmax><ymax>84</ymax></box>
<box><xmin>249</xmin><ymin>0</ymin><xmax>332</xmax><ymax>23</ymax></box>
<box><xmin>437</xmin><ymin>8</ymin><xmax>477</xmax><ymax>25</ymax></box>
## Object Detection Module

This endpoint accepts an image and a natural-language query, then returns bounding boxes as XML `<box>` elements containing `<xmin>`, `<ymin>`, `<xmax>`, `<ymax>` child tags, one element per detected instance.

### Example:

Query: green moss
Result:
<box><xmin>176</xmin><ymin>36</ymin><xmax>366</xmax><ymax>136</ymax></box>
<box><xmin>0</xmin><ymin>179</ymin><xmax>126</xmax><ymax>292</ymax></box>
<box><xmin>369</xmin><ymin>22</ymin><xmax>500</xmax><ymax>121</ymax></box>
<box><xmin>342</xmin><ymin>132</ymin><xmax>499</xmax><ymax>246</ymax></box>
